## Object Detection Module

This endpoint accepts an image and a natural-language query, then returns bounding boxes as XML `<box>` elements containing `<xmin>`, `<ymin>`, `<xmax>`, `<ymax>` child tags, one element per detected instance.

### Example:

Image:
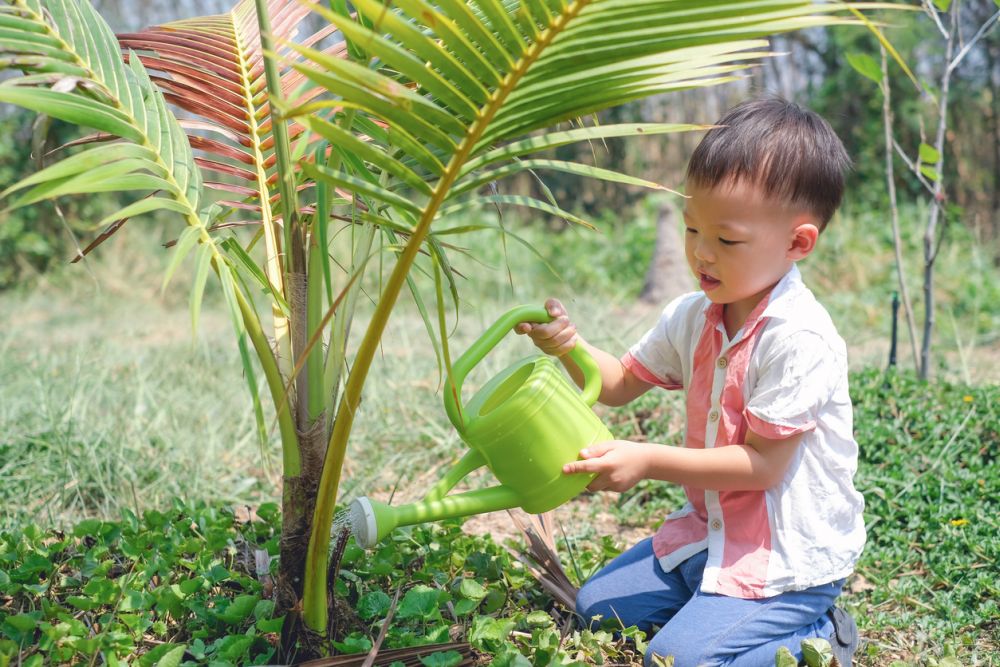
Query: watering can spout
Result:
<box><xmin>349</xmin><ymin>485</ymin><xmax>523</xmax><ymax>549</ymax></box>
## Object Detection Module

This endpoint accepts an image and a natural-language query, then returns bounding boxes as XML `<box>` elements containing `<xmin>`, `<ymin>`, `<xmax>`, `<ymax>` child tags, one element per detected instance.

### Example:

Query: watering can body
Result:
<box><xmin>349</xmin><ymin>305</ymin><xmax>612</xmax><ymax>547</ymax></box>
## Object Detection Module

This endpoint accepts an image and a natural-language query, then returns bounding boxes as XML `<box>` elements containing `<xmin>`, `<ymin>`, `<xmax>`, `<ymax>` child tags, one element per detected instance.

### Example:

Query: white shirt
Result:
<box><xmin>621</xmin><ymin>266</ymin><xmax>866</xmax><ymax>598</ymax></box>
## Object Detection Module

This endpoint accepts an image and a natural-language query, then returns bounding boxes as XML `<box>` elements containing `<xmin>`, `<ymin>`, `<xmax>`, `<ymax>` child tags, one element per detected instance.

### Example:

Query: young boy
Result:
<box><xmin>516</xmin><ymin>98</ymin><xmax>865</xmax><ymax>666</ymax></box>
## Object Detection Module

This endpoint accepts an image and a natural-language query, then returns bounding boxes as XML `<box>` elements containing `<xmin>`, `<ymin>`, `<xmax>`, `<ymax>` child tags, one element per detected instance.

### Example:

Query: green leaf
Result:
<box><xmin>301</xmin><ymin>161</ymin><xmax>422</xmax><ymax>215</ymax></box>
<box><xmin>437</xmin><ymin>195</ymin><xmax>595</xmax><ymax>230</ymax></box>
<box><xmin>189</xmin><ymin>242</ymin><xmax>213</xmax><ymax>336</ymax></box>
<box><xmin>357</xmin><ymin>590</ymin><xmax>392</xmax><ymax>620</ymax></box>
<box><xmin>218</xmin><ymin>594</ymin><xmax>259</xmax><ymax>624</ymax></box>
<box><xmin>0</xmin><ymin>142</ymin><xmax>155</xmax><ymax>198</ymax></box>
<box><xmin>420</xmin><ymin>650</ymin><xmax>463</xmax><ymax>667</ymax></box>
<box><xmin>0</xmin><ymin>87</ymin><xmax>143</xmax><ymax>142</ymax></box>
<box><xmin>845</xmin><ymin>52</ymin><xmax>882</xmax><ymax>85</ymax></box>
<box><xmin>775</xmin><ymin>645</ymin><xmax>798</xmax><ymax>667</ymax></box>
<box><xmin>462</xmin><ymin>123</ymin><xmax>704</xmax><ymax>175</ymax></box>
<box><xmin>153</xmin><ymin>645</ymin><xmax>187</xmax><ymax>667</ymax></box>
<box><xmin>256</xmin><ymin>615</ymin><xmax>284</xmax><ymax>633</ymax></box>
<box><xmin>453</xmin><ymin>598</ymin><xmax>479</xmax><ymax>615</ymax></box>
<box><xmin>800</xmin><ymin>638</ymin><xmax>833</xmax><ymax>667</ymax></box>
<box><xmin>330</xmin><ymin>632</ymin><xmax>372</xmax><ymax>654</ymax></box>
<box><xmin>919</xmin><ymin>143</ymin><xmax>941</xmax><ymax>165</ymax></box>
<box><xmin>65</xmin><ymin>596</ymin><xmax>96</xmax><ymax>611</ymax></box>
<box><xmin>216</xmin><ymin>634</ymin><xmax>254</xmax><ymax>661</ymax></box>
<box><xmin>933</xmin><ymin>0</ymin><xmax>952</xmax><ymax>11</ymax></box>
<box><xmin>397</xmin><ymin>585</ymin><xmax>441</xmax><ymax>620</ymax></box>
<box><xmin>920</xmin><ymin>165</ymin><xmax>940</xmax><ymax>182</ymax></box>
<box><xmin>449</xmin><ymin>158</ymin><xmax>675</xmax><ymax>199</ymax></box>
<box><xmin>220</xmin><ymin>238</ymin><xmax>291</xmax><ymax>317</ymax></box>
<box><xmin>467</xmin><ymin>615</ymin><xmax>514</xmax><ymax>649</ymax></box>
<box><xmin>525</xmin><ymin>610</ymin><xmax>553</xmax><ymax>627</ymax></box>
<box><xmin>161</xmin><ymin>226</ymin><xmax>201</xmax><ymax>294</ymax></box>
<box><xmin>458</xmin><ymin>578</ymin><xmax>487</xmax><ymax>601</ymax></box>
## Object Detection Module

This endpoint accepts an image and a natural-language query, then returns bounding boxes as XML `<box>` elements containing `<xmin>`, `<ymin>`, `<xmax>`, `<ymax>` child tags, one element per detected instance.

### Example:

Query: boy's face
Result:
<box><xmin>682</xmin><ymin>180</ymin><xmax>819</xmax><ymax>330</ymax></box>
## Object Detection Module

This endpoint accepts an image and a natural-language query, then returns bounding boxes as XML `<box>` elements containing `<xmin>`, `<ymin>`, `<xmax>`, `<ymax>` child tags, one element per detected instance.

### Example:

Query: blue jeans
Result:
<box><xmin>576</xmin><ymin>538</ymin><xmax>842</xmax><ymax>667</ymax></box>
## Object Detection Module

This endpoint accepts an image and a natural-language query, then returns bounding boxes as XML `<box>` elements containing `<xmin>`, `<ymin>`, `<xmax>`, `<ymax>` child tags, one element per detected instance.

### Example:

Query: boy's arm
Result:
<box><xmin>559</xmin><ymin>338</ymin><xmax>654</xmax><ymax>407</ymax></box>
<box><xmin>563</xmin><ymin>430</ymin><xmax>802</xmax><ymax>492</ymax></box>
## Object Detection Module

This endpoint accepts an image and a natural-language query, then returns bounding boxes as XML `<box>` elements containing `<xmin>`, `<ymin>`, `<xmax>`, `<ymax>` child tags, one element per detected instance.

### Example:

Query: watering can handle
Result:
<box><xmin>443</xmin><ymin>305</ymin><xmax>602</xmax><ymax>431</ymax></box>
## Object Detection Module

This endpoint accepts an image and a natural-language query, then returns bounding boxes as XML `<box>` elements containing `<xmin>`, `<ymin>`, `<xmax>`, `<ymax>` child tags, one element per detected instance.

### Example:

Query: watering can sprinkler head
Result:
<box><xmin>348</xmin><ymin>497</ymin><xmax>392</xmax><ymax>549</ymax></box>
<box><xmin>348</xmin><ymin>305</ymin><xmax>611</xmax><ymax>549</ymax></box>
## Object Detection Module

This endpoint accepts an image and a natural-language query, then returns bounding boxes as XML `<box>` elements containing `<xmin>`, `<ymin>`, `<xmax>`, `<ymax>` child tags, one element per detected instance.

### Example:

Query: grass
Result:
<box><xmin>0</xmin><ymin>200</ymin><xmax>998</xmax><ymax>663</ymax></box>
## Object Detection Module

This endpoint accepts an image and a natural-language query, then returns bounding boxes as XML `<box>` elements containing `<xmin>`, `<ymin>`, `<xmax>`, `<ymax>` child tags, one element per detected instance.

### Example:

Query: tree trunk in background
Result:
<box><xmin>640</xmin><ymin>202</ymin><xmax>692</xmax><ymax>306</ymax></box>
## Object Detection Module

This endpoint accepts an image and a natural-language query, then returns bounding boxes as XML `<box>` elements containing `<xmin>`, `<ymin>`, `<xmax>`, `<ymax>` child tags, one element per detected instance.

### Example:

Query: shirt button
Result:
<box><xmin>709</xmin><ymin>409</ymin><xmax>720</xmax><ymax>422</ymax></box>
<box><xmin>711</xmin><ymin>519</ymin><xmax>722</xmax><ymax>531</ymax></box>
<box><xmin>717</xmin><ymin>357</ymin><xmax>728</xmax><ymax>369</ymax></box>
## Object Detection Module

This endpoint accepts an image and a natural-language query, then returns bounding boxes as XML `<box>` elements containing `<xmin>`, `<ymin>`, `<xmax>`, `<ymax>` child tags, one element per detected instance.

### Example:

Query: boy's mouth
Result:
<box><xmin>698</xmin><ymin>271</ymin><xmax>721</xmax><ymax>291</ymax></box>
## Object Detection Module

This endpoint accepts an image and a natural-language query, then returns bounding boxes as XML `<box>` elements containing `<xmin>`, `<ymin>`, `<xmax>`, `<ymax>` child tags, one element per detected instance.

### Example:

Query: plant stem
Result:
<box><xmin>881</xmin><ymin>47</ymin><xmax>919</xmax><ymax>372</ymax></box>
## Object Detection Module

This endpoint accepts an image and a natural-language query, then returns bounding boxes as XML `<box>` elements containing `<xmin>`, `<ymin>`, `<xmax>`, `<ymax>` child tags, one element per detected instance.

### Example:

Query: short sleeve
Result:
<box><xmin>744</xmin><ymin>331</ymin><xmax>844</xmax><ymax>439</ymax></box>
<box><xmin>623</xmin><ymin>293</ymin><xmax>698</xmax><ymax>390</ymax></box>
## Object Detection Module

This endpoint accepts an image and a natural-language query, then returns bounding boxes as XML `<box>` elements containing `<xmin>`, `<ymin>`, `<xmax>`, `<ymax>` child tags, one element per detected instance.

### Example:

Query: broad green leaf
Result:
<box><xmin>775</xmin><ymin>645</ymin><xmax>798</xmax><ymax>667</ymax></box>
<box><xmin>846</xmin><ymin>52</ymin><xmax>882</xmax><ymax>85</ymax></box>
<box><xmin>459</xmin><ymin>578</ymin><xmax>488</xmax><ymax>601</ymax></box>
<box><xmin>919</xmin><ymin>143</ymin><xmax>941</xmax><ymax>165</ymax></box>
<box><xmin>397</xmin><ymin>585</ymin><xmax>441</xmax><ymax>620</ymax></box>
<box><xmin>218</xmin><ymin>594</ymin><xmax>259</xmax><ymax>624</ymax></box>
<box><xmin>933</xmin><ymin>0</ymin><xmax>953</xmax><ymax>12</ymax></box>
<box><xmin>154</xmin><ymin>645</ymin><xmax>187</xmax><ymax>667</ymax></box>
<box><xmin>357</xmin><ymin>590</ymin><xmax>392</xmax><ymax>620</ymax></box>
<box><xmin>920</xmin><ymin>165</ymin><xmax>940</xmax><ymax>182</ymax></box>
<box><xmin>420</xmin><ymin>650</ymin><xmax>463</xmax><ymax>667</ymax></box>
<box><xmin>800</xmin><ymin>638</ymin><xmax>833</xmax><ymax>667</ymax></box>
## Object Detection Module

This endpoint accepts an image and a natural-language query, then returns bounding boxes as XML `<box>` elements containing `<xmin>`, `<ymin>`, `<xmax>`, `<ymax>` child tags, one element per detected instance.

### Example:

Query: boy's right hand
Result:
<box><xmin>514</xmin><ymin>298</ymin><xmax>578</xmax><ymax>357</ymax></box>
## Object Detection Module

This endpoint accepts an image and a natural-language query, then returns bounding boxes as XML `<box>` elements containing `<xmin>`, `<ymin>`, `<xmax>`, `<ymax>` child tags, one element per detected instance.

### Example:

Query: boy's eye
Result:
<box><xmin>719</xmin><ymin>238</ymin><xmax>741</xmax><ymax>246</ymax></box>
<box><xmin>685</xmin><ymin>227</ymin><xmax>698</xmax><ymax>234</ymax></box>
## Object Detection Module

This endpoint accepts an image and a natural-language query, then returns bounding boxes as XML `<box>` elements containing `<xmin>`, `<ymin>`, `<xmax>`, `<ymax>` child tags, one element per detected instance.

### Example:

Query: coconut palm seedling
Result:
<box><xmin>0</xmin><ymin>0</ymin><xmax>887</xmax><ymax>656</ymax></box>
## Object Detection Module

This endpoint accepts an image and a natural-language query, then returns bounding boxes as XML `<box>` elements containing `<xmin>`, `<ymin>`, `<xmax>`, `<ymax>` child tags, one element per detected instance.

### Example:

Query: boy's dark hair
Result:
<box><xmin>685</xmin><ymin>97</ymin><xmax>851</xmax><ymax>228</ymax></box>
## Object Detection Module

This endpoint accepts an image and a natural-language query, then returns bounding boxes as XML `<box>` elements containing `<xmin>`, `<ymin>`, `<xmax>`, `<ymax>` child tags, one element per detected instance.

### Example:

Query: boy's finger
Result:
<box><xmin>545</xmin><ymin>297</ymin><xmax>566</xmax><ymax>318</ymax></box>
<box><xmin>533</xmin><ymin>316</ymin><xmax>573</xmax><ymax>342</ymax></box>
<box><xmin>580</xmin><ymin>442</ymin><xmax>612</xmax><ymax>458</ymax></box>
<box><xmin>514</xmin><ymin>323</ymin><xmax>531</xmax><ymax>334</ymax></box>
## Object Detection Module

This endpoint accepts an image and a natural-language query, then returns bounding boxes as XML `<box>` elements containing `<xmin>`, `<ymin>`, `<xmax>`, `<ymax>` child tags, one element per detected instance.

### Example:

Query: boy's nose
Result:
<box><xmin>693</xmin><ymin>239</ymin><xmax>714</xmax><ymax>263</ymax></box>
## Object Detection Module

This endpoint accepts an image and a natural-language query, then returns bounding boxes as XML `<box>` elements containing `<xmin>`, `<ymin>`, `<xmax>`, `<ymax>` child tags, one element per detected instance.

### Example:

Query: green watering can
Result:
<box><xmin>347</xmin><ymin>305</ymin><xmax>613</xmax><ymax>548</ymax></box>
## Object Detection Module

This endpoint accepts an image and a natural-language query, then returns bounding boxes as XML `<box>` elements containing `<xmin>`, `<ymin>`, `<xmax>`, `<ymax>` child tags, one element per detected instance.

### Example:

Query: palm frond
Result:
<box><xmin>0</xmin><ymin>0</ymin><xmax>204</xmax><ymax>230</ymax></box>
<box><xmin>116</xmin><ymin>0</ymin><xmax>345</xmax><ymax>211</ymax></box>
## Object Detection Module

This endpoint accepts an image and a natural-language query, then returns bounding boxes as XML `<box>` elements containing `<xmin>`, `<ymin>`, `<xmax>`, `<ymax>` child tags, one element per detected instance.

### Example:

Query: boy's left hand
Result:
<box><xmin>563</xmin><ymin>440</ymin><xmax>651</xmax><ymax>492</ymax></box>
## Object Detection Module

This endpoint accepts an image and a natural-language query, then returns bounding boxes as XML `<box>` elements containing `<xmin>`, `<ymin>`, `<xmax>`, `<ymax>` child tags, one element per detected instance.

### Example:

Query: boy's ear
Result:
<box><xmin>787</xmin><ymin>217</ymin><xmax>819</xmax><ymax>260</ymax></box>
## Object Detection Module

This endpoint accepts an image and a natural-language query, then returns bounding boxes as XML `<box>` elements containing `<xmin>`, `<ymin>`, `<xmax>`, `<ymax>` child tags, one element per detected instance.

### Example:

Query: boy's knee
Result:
<box><xmin>645</xmin><ymin>627</ymin><xmax>707</xmax><ymax>667</ymax></box>
<box><xmin>574</xmin><ymin>581</ymin><xmax>609</xmax><ymax>629</ymax></box>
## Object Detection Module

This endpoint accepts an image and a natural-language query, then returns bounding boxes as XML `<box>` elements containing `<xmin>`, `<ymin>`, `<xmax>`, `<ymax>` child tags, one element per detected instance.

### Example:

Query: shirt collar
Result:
<box><xmin>702</xmin><ymin>264</ymin><xmax>806</xmax><ymax>335</ymax></box>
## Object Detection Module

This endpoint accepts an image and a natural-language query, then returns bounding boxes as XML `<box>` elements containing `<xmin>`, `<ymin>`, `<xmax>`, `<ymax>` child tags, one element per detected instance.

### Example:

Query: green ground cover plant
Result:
<box><xmin>1</xmin><ymin>371</ymin><xmax>996</xmax><ymax>665</ymax></box>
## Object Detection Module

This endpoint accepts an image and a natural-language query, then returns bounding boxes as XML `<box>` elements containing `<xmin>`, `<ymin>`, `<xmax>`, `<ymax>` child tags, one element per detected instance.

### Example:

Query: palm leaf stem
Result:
<box><xmin>301</xmin><ymin>0</ymin><xmax>589</xmax><ymax>632</ymax></box>
<box><xmin>305</xmin><ymin>232</ymin><xmax>326</xmax><ymax>422</ymax></box>
<box><xmin>232</xmin><ymin>0</ymin><xmax>292</xmax><ymax>378</ymax></box>
<box><xmin>255</xmin><ymin>0</ymin><xmax>310</xmax><ymax>430</ymax></box>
